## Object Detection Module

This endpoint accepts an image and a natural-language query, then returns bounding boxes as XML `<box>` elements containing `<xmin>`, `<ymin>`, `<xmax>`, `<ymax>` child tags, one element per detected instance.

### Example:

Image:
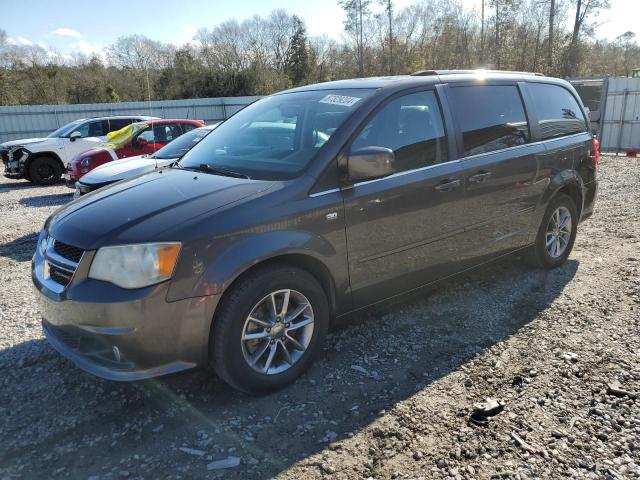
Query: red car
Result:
<box><xmin>65</xmin><ymin>119</ymin><xmax>204</xmax><ymax>186</ymax></box>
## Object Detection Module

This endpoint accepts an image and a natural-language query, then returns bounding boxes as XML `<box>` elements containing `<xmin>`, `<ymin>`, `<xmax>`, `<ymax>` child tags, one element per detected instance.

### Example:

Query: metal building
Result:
<box><xmin>0</xmin><ymin>96</ymin><xmax>261</xmax><ymax>143</ymax></box>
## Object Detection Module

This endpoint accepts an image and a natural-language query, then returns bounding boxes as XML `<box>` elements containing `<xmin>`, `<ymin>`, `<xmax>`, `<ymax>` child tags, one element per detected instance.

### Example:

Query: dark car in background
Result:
<box><xmin>33</xmin><ymin>71</ymin><xmax>598</xmax><ymax>393</ymax></box>
<box><xmin>64</xmin><ymin>119</ymin><xmax>204</xmax><ymax>186</ymax></box>
<box><xmin>73</xmin><ymin>123</ymin><xmax>219</xmax><ymax>197</ymax></box>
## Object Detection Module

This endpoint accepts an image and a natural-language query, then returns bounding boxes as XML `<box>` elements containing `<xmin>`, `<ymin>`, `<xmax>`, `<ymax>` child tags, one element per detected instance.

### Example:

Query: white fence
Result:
<box><xmin>0</xmin><ymin>96</ymin><xmax>261</xmax><ymax>143</ymax></box>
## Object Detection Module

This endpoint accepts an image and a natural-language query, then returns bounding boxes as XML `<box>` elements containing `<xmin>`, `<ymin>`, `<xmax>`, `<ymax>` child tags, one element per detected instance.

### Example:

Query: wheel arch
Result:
<box><xmin>537</xmin><ymin>170</ymin><xmax>585</xmax><ymax>224</ymax></box>
<box><xmin>25</xmin><ymin>151</ymin><xmax>65</xmax><ymax>175</ymax></box>
<box><xmin>217</xmin><ymin>253</ymin><xmax>337</xmax><ymax>318</ymax></box>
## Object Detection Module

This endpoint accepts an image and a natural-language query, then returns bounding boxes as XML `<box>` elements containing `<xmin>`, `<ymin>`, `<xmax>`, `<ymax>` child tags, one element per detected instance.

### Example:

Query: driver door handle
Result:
<box><xmin>468</xmin><ymin>171</ymin><xmax>492</xmax><ymax>183</ymax></box>
<box><xmin>434</xmin><ymin>178</ymin><xmax>461</xmax><ymax>192</ymax></box>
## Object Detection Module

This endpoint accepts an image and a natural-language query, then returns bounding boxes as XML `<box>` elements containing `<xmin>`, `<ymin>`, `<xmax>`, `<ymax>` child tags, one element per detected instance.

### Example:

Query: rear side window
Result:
<box><xmin>351</xmin><ymin>90</ymin><xmax>448</xmax><ymax>172</ymax></box>
<box><xmin>450</xmin><ymin>85</ymin><xmax>530</xmax><ymax>157</ymax></box>
<box><xmin>108</xmin><ymin>118</ymin><xmax>136</xmax><ymax>132</ymax></box>
<box><xmin>528</xmin><ymin>83</ymin><xmax>587</xmax><ymax>140</ymax></box>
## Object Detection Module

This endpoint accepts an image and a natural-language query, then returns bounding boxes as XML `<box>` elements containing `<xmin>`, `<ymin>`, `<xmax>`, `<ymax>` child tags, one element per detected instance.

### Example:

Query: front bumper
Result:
<box><xmin>2</xmin><ymin>147</ymin><xmax>29</xmax><ymax>178</ymax></box>
<box><xmin>32</xmin><ymin>234</ymin><xmax>221</xmax><ymax>381</ymax></box>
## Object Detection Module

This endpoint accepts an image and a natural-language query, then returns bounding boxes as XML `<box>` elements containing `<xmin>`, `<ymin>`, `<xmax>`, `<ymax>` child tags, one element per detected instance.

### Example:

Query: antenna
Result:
<box><xmin>146</xmin><ymin>68</ymin><xmax>158</xmax><ymax>170</ymax></box>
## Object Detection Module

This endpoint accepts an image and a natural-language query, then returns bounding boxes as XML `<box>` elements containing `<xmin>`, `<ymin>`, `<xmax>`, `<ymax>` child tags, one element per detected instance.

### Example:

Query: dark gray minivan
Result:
<box><xmin>33</xmin><ymin>71</ymin><xmax>598</xmax><ymax>393</ymax></box>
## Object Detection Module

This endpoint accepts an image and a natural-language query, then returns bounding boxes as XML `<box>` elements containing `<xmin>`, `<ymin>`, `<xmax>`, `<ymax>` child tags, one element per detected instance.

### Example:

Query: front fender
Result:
<box><xmin>166</xmin><ymin>230</ymin><xmax>337</xmax><ymax>302</ymax></box>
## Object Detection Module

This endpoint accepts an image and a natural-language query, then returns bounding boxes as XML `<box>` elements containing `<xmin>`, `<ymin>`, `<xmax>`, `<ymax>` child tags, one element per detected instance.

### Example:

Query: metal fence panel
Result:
<box><xmin>600</xmin><ymin>77</ymin><xmax>640</xmax><ymax>152</ymax></box>
<box><xmin>0</xmin><ymin>96</ymin><xmax>261</xmax><ymax>143</ymax></box>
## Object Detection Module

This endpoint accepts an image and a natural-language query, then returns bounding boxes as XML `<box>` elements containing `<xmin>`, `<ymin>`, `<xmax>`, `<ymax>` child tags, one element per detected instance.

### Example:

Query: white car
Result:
<box><xmin>73</xmin><ymin>124</ymin><xmax>218</xmax><ymax>198</ymax></box>
<box><xmin>1</xmin><ymin>115</ymin><xmax>158</xmax><ymax>185</ymax></box>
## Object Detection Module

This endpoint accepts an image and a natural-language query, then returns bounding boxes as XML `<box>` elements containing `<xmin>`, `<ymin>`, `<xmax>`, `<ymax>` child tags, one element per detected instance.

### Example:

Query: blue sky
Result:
<box><xmin>2</xmin><ymin>0</ymin><xmax>639</xmax><ymax>58</ymax></box>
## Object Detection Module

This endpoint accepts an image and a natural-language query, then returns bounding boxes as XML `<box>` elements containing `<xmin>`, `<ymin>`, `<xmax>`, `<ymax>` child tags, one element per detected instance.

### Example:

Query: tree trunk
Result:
<box><xmin>495</xmin><ymin>0</ymin><xmax>500</xmax><ymax>69</ymax></box>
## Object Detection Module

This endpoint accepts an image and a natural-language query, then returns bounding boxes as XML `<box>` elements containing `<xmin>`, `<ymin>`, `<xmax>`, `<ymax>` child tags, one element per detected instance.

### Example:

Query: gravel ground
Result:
<box><xmin>0</xmin><ymin>155</ymin><xmax>638</xmax><ymax>480</ymax></box>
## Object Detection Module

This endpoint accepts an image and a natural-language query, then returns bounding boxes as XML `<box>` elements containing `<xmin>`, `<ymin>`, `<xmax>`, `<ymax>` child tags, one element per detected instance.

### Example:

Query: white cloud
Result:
<box><xmin>174</xmin><ymin>24</ymin><xmax>197</xmax><ymax>46</ymax></box>
<box><xmin>69</xmin><ymin>39</ymin><xmax>101</xmax><ymax>56</ymax></box>
<box><xmin>7</xmin><ymin>36</ymin><xmax>35</xmax><ymax>46</ymax></box>
<box><xmin>53</xmin><ymin>28</ymin><xmax>82</xmax><ymax>38</ymax></box>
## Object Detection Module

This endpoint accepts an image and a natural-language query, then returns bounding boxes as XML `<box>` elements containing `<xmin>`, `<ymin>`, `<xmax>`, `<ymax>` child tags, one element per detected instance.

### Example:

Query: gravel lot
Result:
<box><xmin>1</xmin><ymin>155</ymin><xmax>639</xmax><ymax>480</ymax></box>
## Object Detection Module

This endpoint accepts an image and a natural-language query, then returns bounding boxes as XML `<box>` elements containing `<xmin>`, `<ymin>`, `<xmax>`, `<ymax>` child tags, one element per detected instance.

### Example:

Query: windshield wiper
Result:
<box><xmin>179</xmin><ymin>163</ymin><xmax>250</xmax><ymax>179</ymax></box>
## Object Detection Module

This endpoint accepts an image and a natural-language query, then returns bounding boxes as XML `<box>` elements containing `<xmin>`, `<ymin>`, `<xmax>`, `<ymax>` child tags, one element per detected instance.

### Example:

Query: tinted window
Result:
<box><xmin>178</xmin><ymin>89</ymin><xmax>374</xmax><ymax>180</ymax></box>
<box><xmin>351</xmin><ymin>91</ymin><xmax>448</xmax><ymax>172</ymax></box>
<box><xmin>108</xmin><ymin>118</ymin><xmax>136</xmax><ymax>132</ymax></box>
<box><xmin>528</xmin><ymin>83</ymin><xmax>587</xmax><ymax>140</ymax></box>
<box><xmin>450</xmin><ymin>85</ymin><xmax>530</xmax><ymax>156</ymax></box>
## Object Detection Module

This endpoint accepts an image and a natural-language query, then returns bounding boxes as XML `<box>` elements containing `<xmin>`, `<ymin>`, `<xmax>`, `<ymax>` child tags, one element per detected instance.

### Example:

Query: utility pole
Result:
<box><xmin>480</xmin><ymin>0</ymin><xmax>485</xmax><ymax>64</ymax></box>
<box><xmin>388</xmin><ymin>0</ymin><xmax>393</xmax><ymax>75</ymax></box>
<box><xmin>359</xmin><ymin>0</ymin><xmax>364</xmax><ymax>77</ymax></box>
<box><xmin>547</xmin><ymin>0</ymin><xmax>555</xmax><ymax>72</ymax></box>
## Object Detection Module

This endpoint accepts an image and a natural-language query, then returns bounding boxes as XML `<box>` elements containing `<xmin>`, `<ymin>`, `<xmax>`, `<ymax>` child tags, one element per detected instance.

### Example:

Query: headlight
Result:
<box><xmin>38</xmin><ymin>235</ymin><xmax>48</xmax><ymax>256</ymax></box>
<box><xmin>80</xmin><ymin>157</ymin><xmax>90</xmax><ymax>167</ymax></box>
<box><xmin>88</xmin><ymin>243</ymin><xmax>181</xmax><ymax>289</ymax></box>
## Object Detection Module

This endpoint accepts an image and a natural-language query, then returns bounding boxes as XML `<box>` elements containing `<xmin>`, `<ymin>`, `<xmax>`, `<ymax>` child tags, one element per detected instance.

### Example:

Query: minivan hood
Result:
<box><xmin>47</xmin><ymin>168</ymin><xmax>275</xmax><ymax>249</ymax></box>
<box><xmin>80</xmin><ymin>155</ymin><xmax>175</xmax><ymax>184</ymax></box>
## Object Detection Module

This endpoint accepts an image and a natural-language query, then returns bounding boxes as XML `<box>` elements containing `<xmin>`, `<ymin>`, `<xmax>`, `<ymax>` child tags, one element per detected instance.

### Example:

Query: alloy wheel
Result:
<box><xmin>240</xmin><ymin>289</ymin><xmax>314</xmax><ymax>375</ymax></box>
<box><xmin>545</xmin><ymin>206</ymin><xmax>572</xmax><ymax>258</ymax></box>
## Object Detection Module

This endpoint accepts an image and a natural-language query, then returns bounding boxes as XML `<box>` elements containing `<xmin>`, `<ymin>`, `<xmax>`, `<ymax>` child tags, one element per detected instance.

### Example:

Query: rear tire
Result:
<box><xmin>210</xmin><ymin>265</ymin><xmax>329</xmax><ymax>394</ymax></box>
<box><xmin>527</xmin><ymin>193</ymin><xmax>578</xmax><ymax>269</ymax></box>
<box><xmin>28</xmin><ymin>157</ymin><xmax>62</xmax><ymax>185</ymax></box>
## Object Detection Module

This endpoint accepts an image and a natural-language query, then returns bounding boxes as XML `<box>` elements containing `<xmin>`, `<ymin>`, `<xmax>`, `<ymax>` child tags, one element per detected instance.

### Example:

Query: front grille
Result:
<box><xmin>49</xmin><ymin>264</ymin><xmax>74</xmax><ymax>286</ymax></box>
<box><xmin>53</xmin><ymin>241</ymin><xmax>84</xmax><ymax>263</ymax></box>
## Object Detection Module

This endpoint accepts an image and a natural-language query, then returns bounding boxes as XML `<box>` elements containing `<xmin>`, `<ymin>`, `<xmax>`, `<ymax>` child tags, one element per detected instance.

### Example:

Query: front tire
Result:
<box><xmin>28</xmin><ymin>157</ymin><xmax>62</xmax><ymax>185</ymax></box>
<box><xmin>210</xmin><ymin>265</ymin><xmax>329</xmax><ymax>394</ymax></box>
<box><xmin>529</xmin><ymin>193</ymin><xmax>578</xmax><ymax>269</ymax></box>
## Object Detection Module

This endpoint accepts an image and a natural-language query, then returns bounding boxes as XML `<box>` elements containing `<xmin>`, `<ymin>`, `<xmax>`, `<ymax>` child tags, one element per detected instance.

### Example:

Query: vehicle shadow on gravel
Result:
<box><xmin>0</xmin><ymin>180</ymin><xmax>64</xmax><ymax>191</ymax></box>
<box><xmin>0</xmin><ymin>232</ymin><xmax>38</xmax><ymax>261</ymax></box>
<box><xmin>0</xmin><ymin>257</ymin><xmax>579</xmax><ymax>479</ymax></box>
<box><xmin>18</xmin><ymin>193</ymin><xmax>72</xmax><ymax>208</ymax></box>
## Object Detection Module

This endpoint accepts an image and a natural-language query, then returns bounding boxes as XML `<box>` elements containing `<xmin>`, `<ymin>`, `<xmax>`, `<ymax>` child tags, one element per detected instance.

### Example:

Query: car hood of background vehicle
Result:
<box><xmin>47</xmin><ymin>168</ymin><xmax>275</xmax><ymax>250</ymax></box>
<box><xmin>1</xmin><ymin>137</ymin><xmax>48</xmax><ymax>148</ymax></box>
<box><xmin>80</xmin><ymin>155</ymin><xmax>175</xmax><ymax>184</ymax></box>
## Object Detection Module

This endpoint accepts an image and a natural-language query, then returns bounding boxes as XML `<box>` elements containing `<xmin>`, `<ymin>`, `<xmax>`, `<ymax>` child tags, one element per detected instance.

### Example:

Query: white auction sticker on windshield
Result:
<box><xmin>319</xmin><ymin>94</ymin><xmax>361</xmax><ymax>107</ymax></box>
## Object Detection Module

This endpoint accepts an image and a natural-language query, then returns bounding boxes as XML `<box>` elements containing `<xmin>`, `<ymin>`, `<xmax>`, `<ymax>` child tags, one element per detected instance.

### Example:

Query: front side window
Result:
<box><xmin>528</xmin><ymin>83</ymin><xmax>587</xmax><ymax>140</ymax></box>
<box><xmin>351</xmin><ymin>91</ymin><xmax>448</xmax><ymax>172</ymax></box>
<box><xmin>73</xmin><ymin>120</ymin><xmax>107</xmax><ymax>138</ymax></box>
<box><xmin>450</xmin><ymin>85</ymin><xmax>530</xmax><ymax>157</ymax></box>
<box><xmin>48</xmin><ymin>119</ymin><xmax>84</xmax><ymax>138</ymax></box>
<box><xmin>178</xmin><ymin>89</ymin><xmax>374</xmax><ymax>180</ymax></box>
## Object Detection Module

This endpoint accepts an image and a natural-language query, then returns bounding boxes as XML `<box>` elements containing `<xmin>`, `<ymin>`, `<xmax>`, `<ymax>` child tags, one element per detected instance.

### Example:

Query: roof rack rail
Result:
<box><xmin>411</xmin><ymin>69</ymin><xmax>543</xmax><ymax>77</ymax></box>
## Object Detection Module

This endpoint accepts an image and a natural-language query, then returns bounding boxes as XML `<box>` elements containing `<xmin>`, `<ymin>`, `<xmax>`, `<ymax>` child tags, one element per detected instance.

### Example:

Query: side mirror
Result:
<box><xmin>345</xmin><ymin>146</ymin><xmax>396</xmax><ymax>183</ymax></box>
<box><xmin>69</xmin><ymin>131</ymin><xmax>81</xmax><ymax>142</ymax></box>
<box><xmin>136</xmin><ymin>137</ymin><xmax>149</xmax><ymax>147</ymax></box>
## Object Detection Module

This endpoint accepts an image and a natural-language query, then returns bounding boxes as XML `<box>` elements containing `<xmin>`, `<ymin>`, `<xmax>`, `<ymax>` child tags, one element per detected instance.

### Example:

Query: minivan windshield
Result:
<box><xmin>47</xmin><ymin>119</ymin><xmax>85</xmax><ymax>138</ymax></box>
<box><xmin>177</xmin><ymin>89</ymin><xmax>374</xmax><ymax>180</ymax></box>
<box><xmin>153</xmin><ymin>126</ymin><xmax>214</xmax><ymax>159</ymax></box>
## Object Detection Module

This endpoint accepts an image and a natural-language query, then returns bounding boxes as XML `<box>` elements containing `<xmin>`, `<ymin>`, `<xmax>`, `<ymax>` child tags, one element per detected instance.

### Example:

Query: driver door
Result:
<box><xmin>343</xmin><ymin>90</ymin><xmax>468</xmax><ymax>307</ymax></box>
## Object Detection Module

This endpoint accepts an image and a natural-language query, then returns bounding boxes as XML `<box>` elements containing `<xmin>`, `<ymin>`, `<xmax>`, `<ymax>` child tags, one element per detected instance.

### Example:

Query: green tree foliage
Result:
<box><xmin>0</xmin><ymin>1</ymin><xmax>634</xmax><ymax>107</ymax></box>
<box><xmin>285</xmin><ymin>16</ymin><xmax>309</xmax><ymax>86</ymax></box>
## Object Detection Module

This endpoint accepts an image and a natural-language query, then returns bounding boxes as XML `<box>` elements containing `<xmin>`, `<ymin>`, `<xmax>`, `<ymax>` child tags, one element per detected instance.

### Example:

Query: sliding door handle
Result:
<box><xmin>435</xmin><ymin>178</ymin><xmax>461</xmax><ymax>192</ymax></box>
<box><xmin>468</xmin><ymin>171</ymin><xmax>492</xmax><ymax>183</ymax></box>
